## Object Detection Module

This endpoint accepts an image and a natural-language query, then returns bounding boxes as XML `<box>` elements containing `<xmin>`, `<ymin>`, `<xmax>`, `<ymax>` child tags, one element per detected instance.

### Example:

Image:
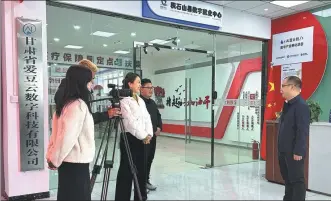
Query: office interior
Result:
<box><xmin>1</xmin><ymin>0</ymin><xmax>331</xmax><ymax>200</ymax></box>
<box><xmin>46</xmin><ymin>3</ymin><xmax>266</xmax><ymax>191</ymax></box>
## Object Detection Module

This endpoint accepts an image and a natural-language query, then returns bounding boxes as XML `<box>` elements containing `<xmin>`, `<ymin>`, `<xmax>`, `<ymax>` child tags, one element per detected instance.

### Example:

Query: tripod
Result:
<box><xmin>90</xmin><ymin>115</ymin><xmax>143</xmax><ymax>201</ymax></box>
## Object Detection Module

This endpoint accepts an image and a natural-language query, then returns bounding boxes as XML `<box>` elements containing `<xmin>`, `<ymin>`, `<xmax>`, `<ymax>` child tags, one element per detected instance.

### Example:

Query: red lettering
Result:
<box><xmin>197</xmin><ymin>97</ymin><xmax>203</xmax><ymax>106</ymax></box>
<box><xmin>203</xmin><ymin>96</ymin><xmax>210</xmax><ymax>109</ymax></box>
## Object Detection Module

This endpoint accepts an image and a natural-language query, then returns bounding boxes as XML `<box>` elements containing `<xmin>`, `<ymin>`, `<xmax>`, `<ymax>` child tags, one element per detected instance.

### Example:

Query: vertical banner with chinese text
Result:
<box><xmin>17</xmin><ymin>18</ymin><xmax>44</xmax><ymax>171</ymax></box>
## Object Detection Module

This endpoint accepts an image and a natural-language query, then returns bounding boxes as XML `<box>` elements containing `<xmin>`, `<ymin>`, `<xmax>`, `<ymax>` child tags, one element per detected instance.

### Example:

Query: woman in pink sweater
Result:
<box><xmin>46</xmin><ymin>65</ymin><xmax>95</xmax><ymax>200</ymax></box>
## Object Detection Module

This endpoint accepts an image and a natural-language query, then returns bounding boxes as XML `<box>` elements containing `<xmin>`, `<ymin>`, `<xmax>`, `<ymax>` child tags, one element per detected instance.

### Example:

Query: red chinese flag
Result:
<box><xmin>260</xmin><ymin>65</ymin><xmax>276</xmax><ymax>160</ymax></box>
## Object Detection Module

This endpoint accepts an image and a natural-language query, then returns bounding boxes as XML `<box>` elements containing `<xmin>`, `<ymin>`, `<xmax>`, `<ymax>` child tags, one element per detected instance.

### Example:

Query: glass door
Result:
<box><xmin>184</xmin><ymin>53</ymin><xmax>213</xmax><ymax>167</ymax></box>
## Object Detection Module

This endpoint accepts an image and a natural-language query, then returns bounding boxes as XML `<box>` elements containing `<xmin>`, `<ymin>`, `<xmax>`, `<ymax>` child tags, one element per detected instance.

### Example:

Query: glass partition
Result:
<box><xmin>46</xmin><ymin>3</ymin><xmax>266</xmax><ymax>192</ymax></box>
<box><xmin>213</xmin><ymin>35</ymin><xmax>263</xmax><ymax>166</ymax></box>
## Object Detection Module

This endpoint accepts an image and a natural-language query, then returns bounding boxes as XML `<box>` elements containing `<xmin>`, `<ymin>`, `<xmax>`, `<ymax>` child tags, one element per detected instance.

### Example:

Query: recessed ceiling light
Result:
<box><xmin>131</xmin><ymin>32</ymin><xmax>136</xmax><ymax>37</ymax></box>
<box><xmin>73</xmin><ymin>25</ymin><xmax>81</xmax><ymax>30</ymax></box>
<box><xmin>91</xmin><ymin>31</ymin><xmax>116</xmax><ymax>37</ymax></box>
<box><xmin>264</xmin><ymin>8</ymin><xmax>269</xmax><ymax>11</ymax></box>
<box><xmin>270</xmin><ymin>1</ymin><xmax>309</xmax><ymax>8</ymax></box>
<box><xmin>149</xmin><ymin>39</ymin><xmax>170</xmax><ymax>45</ymax></box>
<box><xmin>54</xmin><ymin>38</ymin><xmax>60</xmax><ymax>42</ymax></box>
<box><xmin>114</xmin><ymin>50</ymin><xmax>130</xmax><ymax>54</ymax></box>
<box><xmin>103</xmin><ymin>44</ymin><xmax>108</xmax><ymax>47</ymax></box>
<box><xmin>64</xmin><ymin>45</ymin><xmax>83</xmax><ymax>49</ymax></box>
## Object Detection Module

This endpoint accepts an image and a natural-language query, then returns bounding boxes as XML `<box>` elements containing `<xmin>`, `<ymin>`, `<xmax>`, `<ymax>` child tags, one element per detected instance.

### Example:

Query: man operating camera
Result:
<box><xmin>54</xmin><ymin>59</ymin><xmax>119</xmax><ymax>122</ymax></box>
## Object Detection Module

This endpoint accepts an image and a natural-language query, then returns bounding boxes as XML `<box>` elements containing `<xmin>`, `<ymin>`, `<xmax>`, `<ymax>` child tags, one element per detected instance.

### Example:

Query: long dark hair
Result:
<box><xmin>56</xmin><ymin>65</ymin><xmax>93</xmax><ymax>117</ymax></box>
<box><xmin>122</xmin><ymin>72</ymin><xmax>140</xmax><ymax>89</ymax></box>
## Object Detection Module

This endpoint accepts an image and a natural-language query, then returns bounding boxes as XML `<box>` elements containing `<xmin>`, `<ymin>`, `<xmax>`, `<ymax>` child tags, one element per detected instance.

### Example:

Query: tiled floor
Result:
<box><xmin>46</xmin><ymin>135</ymin><xmax>331</xmax><ymax>200</ymax></box>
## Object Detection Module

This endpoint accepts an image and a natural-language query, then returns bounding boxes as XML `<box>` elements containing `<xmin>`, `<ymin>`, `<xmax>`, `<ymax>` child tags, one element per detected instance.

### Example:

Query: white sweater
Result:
<box><xmin>46</xmin><ymin>99</ymin><xmax>95</xmax><ymax>168</ymax></box>
<box><xmin>120</xmin><ymin>96</ymin><xmax>153</xmax><ymax>140</ymax></box>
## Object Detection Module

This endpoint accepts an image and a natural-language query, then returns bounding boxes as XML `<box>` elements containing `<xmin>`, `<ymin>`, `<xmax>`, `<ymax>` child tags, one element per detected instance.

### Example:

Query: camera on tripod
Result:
<box><xmin>108</xmin><ymin>83</ymin><xmax>132</xmax><ymax>107</ymax></box>
<box><xmin>90</xmin><ymin>83</ymin><xmax>144</xmax><ymax>201</ymax></box>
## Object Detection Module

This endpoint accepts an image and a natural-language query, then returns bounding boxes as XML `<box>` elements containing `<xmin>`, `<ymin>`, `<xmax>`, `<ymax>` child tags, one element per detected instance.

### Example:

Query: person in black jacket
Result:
<box><xmin>54</xmin><ymin>59</ymin><xmax>119</xmax><ymax>123</ymax></box>
<box><xmin>140</xmin><ymin>78</ymin><xmax>162</xmax><ymax>191</ymax></box>
<box><xmin>279</xmin><ymin>76</ymin><xmax>310</xmax><ymax>201</ymax></box>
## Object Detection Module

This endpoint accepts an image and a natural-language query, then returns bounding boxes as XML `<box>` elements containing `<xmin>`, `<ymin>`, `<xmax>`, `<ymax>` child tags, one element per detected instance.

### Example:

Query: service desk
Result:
<box><xmin>265</xmin><ymin>120</ymin><xmax>309</xmax><ymax>188</ymax></box>
<box><xmin>265</xmin><ymin>121</ymin><xmax>331</xmax><ymax>195</ymax></box>
<box><xmin>308</xmin><ymin>122</ymin><xmax>331</xmax><ymax>195</ymax></box>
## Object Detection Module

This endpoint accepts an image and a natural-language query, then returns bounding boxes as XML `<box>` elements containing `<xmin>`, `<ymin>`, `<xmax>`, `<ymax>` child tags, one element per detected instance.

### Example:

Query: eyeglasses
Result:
<box><xmin>141</xmin><ymin>86</ymin><xmax>154</xmax><ymax>90</ymax></box>
<box><xmin>281</xmin><ymin>84</ymin><xmax>297</xmax><ymax>88</ymax></box>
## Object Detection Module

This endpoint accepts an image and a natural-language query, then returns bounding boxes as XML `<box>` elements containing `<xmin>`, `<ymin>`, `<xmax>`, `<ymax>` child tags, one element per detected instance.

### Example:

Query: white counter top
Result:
<box><xmin>310</xmin><ymin>122</ymin><xmax>331</xmax><ymax>127</ymax></box>
<box><xmin>308</xmin><ymin>123</ymin><xmax>331</xmax><ymax>195</ymax></box>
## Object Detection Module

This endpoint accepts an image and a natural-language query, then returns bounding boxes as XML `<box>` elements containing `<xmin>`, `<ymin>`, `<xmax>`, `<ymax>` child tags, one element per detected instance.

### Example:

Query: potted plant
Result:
<box><xmin>307</xmin><ymin>100</ymin><xmax>322</xmax><ymax>123</ymax></box>
<box><xmin>274</xmin><ymin>100</ymin><xmax>322</xmax><ymax>123</ymax></box>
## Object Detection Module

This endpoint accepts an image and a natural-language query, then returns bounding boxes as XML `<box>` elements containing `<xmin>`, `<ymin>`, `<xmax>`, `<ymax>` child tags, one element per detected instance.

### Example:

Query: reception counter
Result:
<box><xmin>265</xmin><ymin>121</ymin><xmax>331</xmax><ymax>195</ymax></box>
<box><xmin>308</xmin><ymin>122</ymin><xmax>331</xmax><ymax>195</ymax></box>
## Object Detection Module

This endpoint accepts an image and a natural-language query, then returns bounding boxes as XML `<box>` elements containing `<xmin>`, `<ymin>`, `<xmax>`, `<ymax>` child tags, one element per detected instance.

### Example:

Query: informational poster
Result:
<box><xmin>272</xmin><ymin>26</ymin><xmax>314</xmax><ymax>66</ymax></box>
<box><xmin>281</xmin><ymin>63</ymin><xmax>302</xmax><ymax>86</ymax></box>
<box><xmin>17</xmin><ymin>18</ymin><xmax>44</xmax><ymax>171</ymax></box>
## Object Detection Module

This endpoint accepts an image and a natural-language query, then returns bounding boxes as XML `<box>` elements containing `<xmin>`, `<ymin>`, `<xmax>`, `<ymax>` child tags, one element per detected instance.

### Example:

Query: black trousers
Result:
<box><xmin>57</xmin><ymin>162</ymin><xmax>91</xmax><ymax>201</ymax></box>
<box><xmin>278</xmin><ymin>152</ymin><xmax>306</xmax><ymax>201</ymax></box>
<box><xmin>146</xmin><ymin>135</ymin><xmax>157</xmax><ymax>181</ymax></box>
<box><xmin>115</xmin><ymin>133</ymin><xmax>148</xmax><ymax>201</ymax></box>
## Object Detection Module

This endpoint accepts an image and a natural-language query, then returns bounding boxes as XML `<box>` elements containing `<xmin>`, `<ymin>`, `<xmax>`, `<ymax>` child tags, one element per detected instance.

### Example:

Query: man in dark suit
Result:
<box><xmin>140</xmin><ymin>78</ymin><xmax>162</xmax><ymax>192</ymax></box>
<box><xmin>279</xmin><ymin>76</ymin><xmax>310</xmax><ymax>201</ymax></box>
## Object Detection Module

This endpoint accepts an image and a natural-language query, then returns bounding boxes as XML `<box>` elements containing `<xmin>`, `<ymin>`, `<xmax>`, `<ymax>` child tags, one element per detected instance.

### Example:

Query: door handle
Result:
<box><xmin>184</xmin><ymin>78</ymin><xmax>188</xmax><ymax>144</ymax></box>
<box><xmin>188</xmin><ymin>78</ymin><xmax>192</xmax><ymax>143</ymax></box>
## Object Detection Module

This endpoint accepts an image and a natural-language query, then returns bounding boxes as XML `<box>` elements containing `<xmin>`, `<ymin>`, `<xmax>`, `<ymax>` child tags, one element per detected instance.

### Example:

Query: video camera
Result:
<box><xmin>107</xmin><ymin>84</ymin><xmax>132</xmax><ymax>108</ymax></box>
<box><xmin>107</xmin><ymin>84</ymin><xmax>132</xmax><ymax>99</ymax></box>
<box><xmin>89</xmin><ymin>84</ymin><xmax>132</xmax><ymax>108</ymax></box>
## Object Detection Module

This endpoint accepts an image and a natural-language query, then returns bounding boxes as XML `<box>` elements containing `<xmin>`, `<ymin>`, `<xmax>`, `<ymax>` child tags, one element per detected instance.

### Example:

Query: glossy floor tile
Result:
<box><xmin>46</xmin><ymin>135</ymin><xmax>331</xmax><ymax>200</ymax></box>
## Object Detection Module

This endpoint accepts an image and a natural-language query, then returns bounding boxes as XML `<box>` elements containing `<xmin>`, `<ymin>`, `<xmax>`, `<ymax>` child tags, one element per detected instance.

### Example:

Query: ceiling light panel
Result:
<box><xmin>91</xmin><ymin>31</ymin><xmax>116</xmax><ymax>37</ymax></box>
<box><xmin>114</xmin><ymin>50</ymin><xmax>130</xmax><ymax>54</ymax></box>
<box><xmin>64</xmin><ymin>45</ymin><xmax>84</xmax><ymax>49</ymax></box>
<box><xmin>270</xmin><ymin>1</ymin><xmax>309</xmax><ymax>8</ymax></box>
<box><xmin>149</xmin><ymin>39</ymin><xmax>170</xmax><ymax>45</ymax></box>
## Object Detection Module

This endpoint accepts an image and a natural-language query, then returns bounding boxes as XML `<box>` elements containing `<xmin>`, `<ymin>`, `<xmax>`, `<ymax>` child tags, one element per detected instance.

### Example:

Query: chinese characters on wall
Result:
<box><xmin>167</xmin><ymin>2</ymin><xmax>222</xmax><ymax>19</ymax></box>
<box><xmin>162</xmin><ymin>85</ymin><xmax>211</xmax><ymax>109</ymax></box>
<box><xmin>272</xmin><ymin>26</ymin><xmax>313</xmax><ymax>66</ymax></box>
<box><xmin>280</xmin><ymin>36</ymin><xmax>304</xmax><ymax>50</ymax></box>
<box><xmin>234</xmin><ymin>90</ymin><xmax>260</xmax><ymax>132</ymax></box>
<box><xmin>47</xmin><ymin>50</ymin><xmax>134</xmax><ymax>69</ymax></box>
<box><xmin>49</xmin><ymin>76</ymin><xmax>65</xmax><ymax>105</ymax></box>
<box><xmin>17</xmin><ymin>18</ymin><xmax>44</xmax><ymax>171</ymax></box>
<box><xmin>166</xmin><ymin>95</ymin><xmax>211</xmax><ymax>109</ymax></box>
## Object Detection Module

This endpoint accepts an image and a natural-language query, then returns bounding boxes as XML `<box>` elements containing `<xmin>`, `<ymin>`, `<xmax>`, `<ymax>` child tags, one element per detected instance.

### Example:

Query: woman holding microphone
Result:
<box><xmin>115</xmin><ymin>72</ymin><xmax>153</xmax><ymax>201</ymax></box>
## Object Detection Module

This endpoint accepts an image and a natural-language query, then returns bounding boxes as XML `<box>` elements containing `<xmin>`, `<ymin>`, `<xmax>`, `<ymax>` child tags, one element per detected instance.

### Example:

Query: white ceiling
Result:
<box><xmin>206</xmin><ymin>0</ymin><xmax>331</xmax><ymax>19</ymax></box>
<box><xmin>46</xmin><ymin>5</ymin><xmax>262</xmax><ymax>61</ymax></box>
<box><xmin>46</xmin><ymin>1</ymin><xmax>330</xmax><ymax>61</ymax></box>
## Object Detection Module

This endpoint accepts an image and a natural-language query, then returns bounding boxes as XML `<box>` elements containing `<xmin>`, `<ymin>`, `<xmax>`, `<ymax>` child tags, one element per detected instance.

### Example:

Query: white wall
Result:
<box><xmin>2</xmin><ymin>1</ymin><xmax>49</xmax><ymax>197</ymax></box>
<box><xmin>61</xmin><ymin>1</ymin><xmax>271</xmax><ymax>39</ymax></box>
<box><xmin>140</xmin><ymin>51</ymin><xmax>262</xmax><ymax>145</ymax></box>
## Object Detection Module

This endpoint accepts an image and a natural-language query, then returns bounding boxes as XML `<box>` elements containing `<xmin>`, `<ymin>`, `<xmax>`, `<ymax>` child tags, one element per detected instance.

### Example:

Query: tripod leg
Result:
<box><xmin>100</xmin><ymin>167</ymin><xmax>111</xmax><ymax>201</ymax></box>
<box><xmin>91</xmin><ymin>119</ymin><xmax>112</xmax><ymax>192</ymax></box>
<box><xmin>100</xmin><ymin>117</ymin><xmax>121</xmax><ymax>201</ymax></box>
<box><xmin>119</xmin><ymin>120</ymin><xmax>143</xmax><ymax>201</ymax></box>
